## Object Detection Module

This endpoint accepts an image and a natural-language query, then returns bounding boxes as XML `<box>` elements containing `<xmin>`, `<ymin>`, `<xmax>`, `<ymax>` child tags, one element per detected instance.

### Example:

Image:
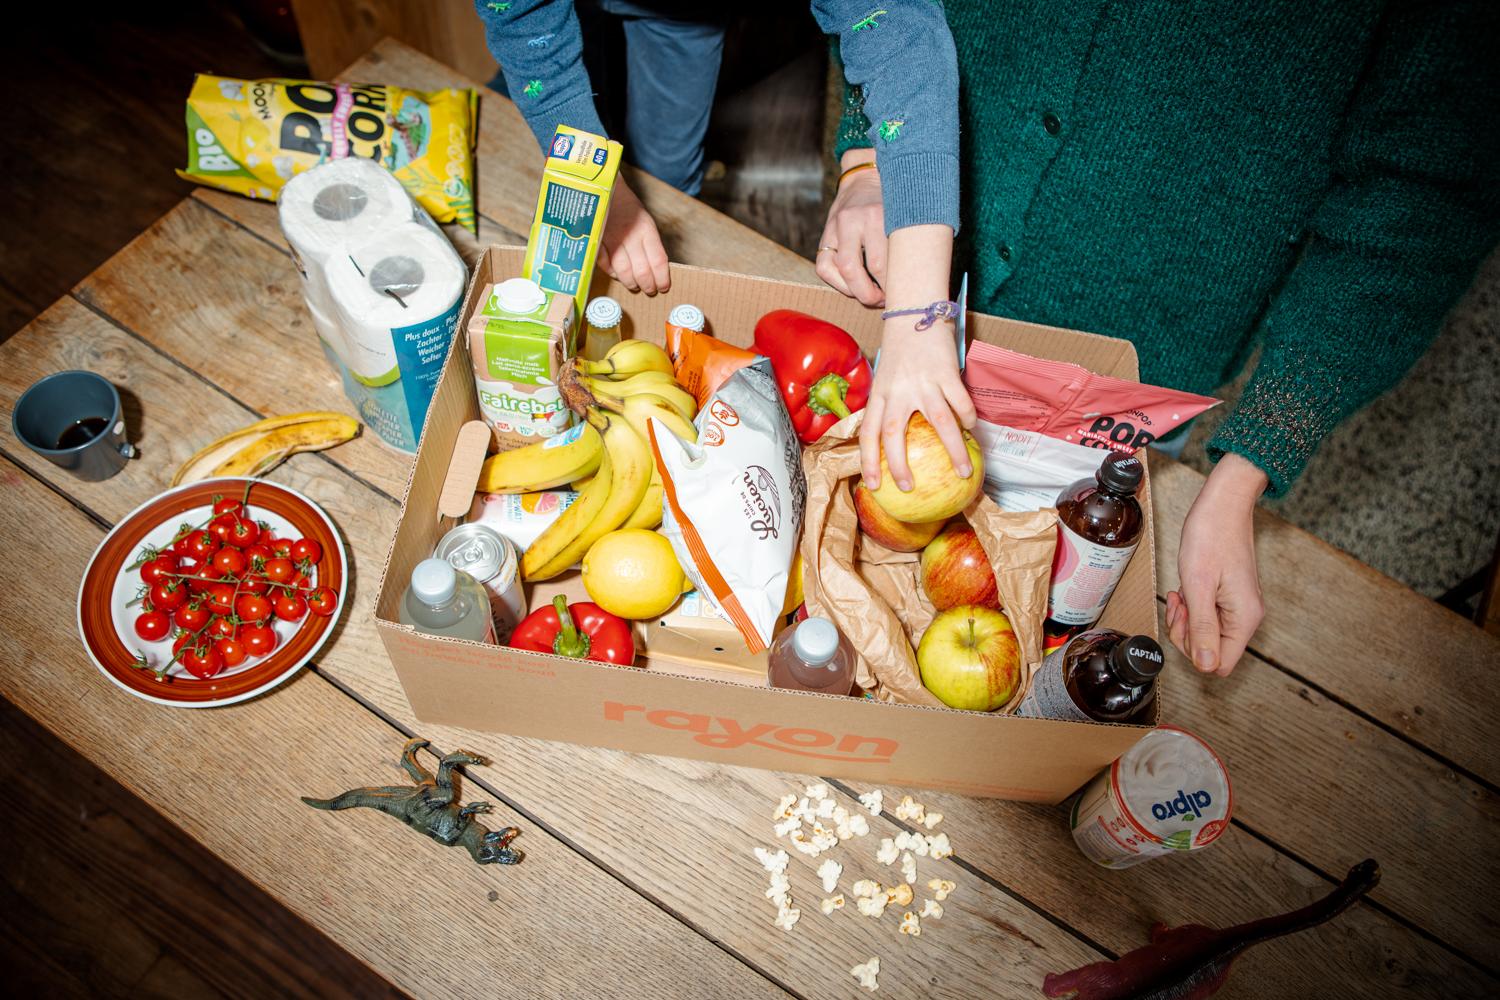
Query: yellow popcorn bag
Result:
<box><xmin>178</xmin><ymin>74</ymin><xmax>479</xmax><ymax>232</ymax></box>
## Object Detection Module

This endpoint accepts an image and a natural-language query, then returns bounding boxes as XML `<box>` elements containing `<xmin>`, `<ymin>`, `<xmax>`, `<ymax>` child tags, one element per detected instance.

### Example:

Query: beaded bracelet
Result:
<box><xmin>881</xmin><ymin>300</ymin><xmax>960</xmax><ymax>330</ymax></box>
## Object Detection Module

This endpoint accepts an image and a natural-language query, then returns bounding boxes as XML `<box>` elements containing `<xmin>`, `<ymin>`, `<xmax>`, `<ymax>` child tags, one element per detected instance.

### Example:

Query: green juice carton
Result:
<box><xmin>523</xmin><ymin>125</ymin><xmax>623</xmax><ymax>343</ymax></box>
<box><xmin>468</xmin><ymin>277</ymin><xmax>577</xmax><ymax>450</ymax></box>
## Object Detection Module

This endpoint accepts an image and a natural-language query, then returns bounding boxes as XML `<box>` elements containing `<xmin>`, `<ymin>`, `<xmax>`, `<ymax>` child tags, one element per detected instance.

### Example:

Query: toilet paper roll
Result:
<box><xmin>323</xmin><ymin>222</ymin><xmax>466</xmax><ymax>386</ymax></box>
<box><xmin>278</xmin><ymin>158</ymin><xmax>415</xmax><ymax>265</ymax></box>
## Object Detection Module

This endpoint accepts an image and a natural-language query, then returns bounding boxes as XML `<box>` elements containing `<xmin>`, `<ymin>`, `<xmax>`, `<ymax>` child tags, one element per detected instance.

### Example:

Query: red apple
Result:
<box><xmin>853</xmin><ymin>482</ymin><xmax>946</xmax><ymax>552</ymax></box>
<box><xmin>920</xmin><ymin>524</ymin><xmax>1000</xmax><ymax>610</ymax></box>
<box><xmin>916</xmin><ymin>605</ymin><xmax>1021</xmax><ymax>711</ymax></box>
<box><xmin>868</xmin><ymin>414</ymin><xmax>984</xmax><ymax>522</ymax></box>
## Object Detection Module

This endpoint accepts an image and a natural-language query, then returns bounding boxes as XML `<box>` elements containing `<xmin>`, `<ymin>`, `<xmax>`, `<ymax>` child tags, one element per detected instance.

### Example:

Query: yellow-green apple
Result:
<box><xmin>916</xmin><ymin>606</ymin><xmax>1021</xmax><ymax>711</ymax></box>
<box><xmin>920</xmin><ymin>523</ymin><xmax>1000</xmax><ymax>610</ymax></box>
<box><xmin>869</xmin><ymin>414</ymin><xmax>984</xmax><ymax>522</ymax></box>
<box><xmin>853</xmin><ymin>482</ymin><xmax>946</xmax><ymax>552</ymax></box>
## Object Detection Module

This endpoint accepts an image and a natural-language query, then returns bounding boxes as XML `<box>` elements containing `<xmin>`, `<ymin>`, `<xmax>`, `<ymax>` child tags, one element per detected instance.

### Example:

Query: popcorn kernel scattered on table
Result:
<box><xmin>921</xmin><ymin>899</ymin><xmax>944</xmax><ymax>919</ymax></box>
<box><xmin>927</xmin><ymin>878</ymin><xmax>956</xmax><ymax>901</ymax></box>
<box><xmin>856</xmin><ymin>893</ymin><xmax>889</xmax><ymax>918</ymax></box>
<box><xmin>894</xmin><ymin>795</ymin><xmax>925</xmax><ymax>823</ymax></box>
<box><xmin>887</xmin><ymin>882</ymin><xmax>913</xmax><ymax>907</ymax></box>
<box><xmin>851</xmin><ymin>957</ymin><xmax>880</xmax><ymax>992</ymax></box>
<box><xmin>847</xmin><ymin>814</ymin><xmax>870</xmax><ymax>838</ymax></box>
<box><xmin>818</xmin><ymin>858</ymin><xmax>843</xmax><ymax>893</ymax></box>
<box><xmin>773</xmin><ymin>793</ymin><xmax>797</xmax><ymax>819</ymax></box>
<box><xmin>876</xmin><ymin>837</ymin><xmax>900</xmax><ymax>865</ymax></box>
<box><xmin>922</xmin><ymin>812</ymin><xmax>943</xmax><ymax>830</ymax></box>
<box><xmin>820</xmin><ymin>894</ymin><xmax>846</xmax><ymax>915</ymax></box>
<box><xmin>774</xmin><ymin>905</ymin><xmax>801</xmax><ymax>931</ymax></box>
<box><xmin>815</xmin><ymin>797</ymin><xmax>837</xmax><ymax>819</ymax></box>
<box><xmin>852</xmin><ymin>879</ymin><xmax>882</xmax><ymax>898</ymax></box>
<box><xmin>805</xmin><ymin>782</ymin><xmax>829</xmax><ymax>801</ymax></box>
<box><xmin>899</xmin><ymin>911</ymin><xmax>921</xmax><ymax>937</ymax></box>
<box><xmin>774</xmin><ymin>816</ymin><xmax>801</xmax><ymax>838</ymax></box>
<box><xmin>900</xmin><ymin>852</ymin><xmax>918</xmax><ymax>885</ymax></box>
<box><xmin>754</xmin><ymin>846</ymin><xmax>789</xmax><ymax>874</ymax></box>
<box><xmin>859</xmin><ymin>790</ymin><xmax>883</xmax><ymax>816</ymax></box>
<box><xmin>928</xmin><ymin>833</ymin><xmax>953</xmax><ymax>860</ymax></box>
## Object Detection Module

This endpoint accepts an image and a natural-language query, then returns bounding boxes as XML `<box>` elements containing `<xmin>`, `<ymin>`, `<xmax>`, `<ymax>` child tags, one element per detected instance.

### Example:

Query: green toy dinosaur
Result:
<box><xmin>302</xmin><ymin>738</ymin><xmax>522</xmax><ymax>866</ymax></box>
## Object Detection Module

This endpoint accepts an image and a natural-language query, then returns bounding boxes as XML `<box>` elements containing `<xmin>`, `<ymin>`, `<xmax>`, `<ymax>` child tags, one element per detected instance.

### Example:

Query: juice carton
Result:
<box><xmin>523</xmin><ymin>125</ymin><xmax>623</xmax><ymax>344</ymax></box>
<box><xmin>468</xmin><ymin>278</ymin><xmax>577</xmax><ymax>450</ymax></box>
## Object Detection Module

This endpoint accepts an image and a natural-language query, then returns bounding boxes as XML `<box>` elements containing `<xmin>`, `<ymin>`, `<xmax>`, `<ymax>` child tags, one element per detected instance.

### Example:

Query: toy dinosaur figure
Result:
<box><xmin>523</xmin><ymin>80</ymin><xmax>544</xmax><ymax>99</ymax></box>
<box><xmin>1042</xmin><ymin>859</ymin><xmax>1380</xmax><ymax>999</ymax></box>
<box><xmin>853</xmin><ymin>9</ymin><xmax>888</xmax><ymax>31</ymax></box>
<box><xmin>302</xmin><ymin>738</ymin><xmax>523</xmax><ymax>866</ymax></box>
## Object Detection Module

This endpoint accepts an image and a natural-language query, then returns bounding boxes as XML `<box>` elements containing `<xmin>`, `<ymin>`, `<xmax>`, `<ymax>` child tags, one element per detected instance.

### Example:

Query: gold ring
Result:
<box><xmin>818</xmin><ymin>246</ymin><xmax>838</xmax><ymax>254</ymax></box>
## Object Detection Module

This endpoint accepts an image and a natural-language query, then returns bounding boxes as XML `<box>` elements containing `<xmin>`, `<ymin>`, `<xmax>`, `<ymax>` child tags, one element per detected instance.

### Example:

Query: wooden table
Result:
<box><xmin>3</xmin><ymin>40</ymin><xmax>1497</xmax><ymax>999</ymax></box>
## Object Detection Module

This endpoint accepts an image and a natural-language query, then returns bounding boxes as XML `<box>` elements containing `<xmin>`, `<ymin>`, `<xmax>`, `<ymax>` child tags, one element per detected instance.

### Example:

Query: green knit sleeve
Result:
<box><xmin>829</xmin><ymin>39</ymin><xmax>873</xmax><ymax>164</ymax></box>
<box><xmin>1207</xmin><ymin>0</ymin><xmax>1500</xmax><ymax>497</ymax></box>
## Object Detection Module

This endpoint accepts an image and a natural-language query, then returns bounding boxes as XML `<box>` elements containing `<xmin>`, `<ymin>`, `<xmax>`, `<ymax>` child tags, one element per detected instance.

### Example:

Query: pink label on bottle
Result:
<box><xmin>1047</xmin><ymin>522</ymin><xmax>1138</xmax><ymax>626</ymax></box>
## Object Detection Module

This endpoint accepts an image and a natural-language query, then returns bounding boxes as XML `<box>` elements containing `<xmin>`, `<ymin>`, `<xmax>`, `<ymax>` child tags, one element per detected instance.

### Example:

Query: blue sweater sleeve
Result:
<box><xmin>473</xmin><ymin>0</ymin><xmax>607</xmax><ymax>151</ymax></box>
<box><xmin>810</xmin><ymin>1</ymin><xmax>961</xmax><ymax>235</ymax></box>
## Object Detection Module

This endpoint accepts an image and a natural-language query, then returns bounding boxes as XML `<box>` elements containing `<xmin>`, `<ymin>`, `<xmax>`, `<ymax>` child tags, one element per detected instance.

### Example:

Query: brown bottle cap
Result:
<box><xmin>1110</xmin><ymin>635</ymin><xmax>1164</xmax><ymax>684</ymax></box>
<box><xmin>1097</xmin><ymin>452</ymin><xmax>1144</xmax><ymax>494</ymax></box>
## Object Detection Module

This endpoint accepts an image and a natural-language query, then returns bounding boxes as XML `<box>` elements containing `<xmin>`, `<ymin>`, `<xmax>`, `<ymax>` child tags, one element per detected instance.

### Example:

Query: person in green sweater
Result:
<box><xmin>822</xmin><ymin>0</ymin><xmax>1500</xmax><ymax>678</ymax></box>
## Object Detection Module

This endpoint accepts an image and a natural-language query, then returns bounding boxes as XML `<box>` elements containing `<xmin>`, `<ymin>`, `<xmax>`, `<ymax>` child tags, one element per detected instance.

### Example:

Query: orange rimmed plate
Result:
<box><xmin>77</xmin><ymin>478</ymin><xmax>347</xmax><ymax>707</ymax></box>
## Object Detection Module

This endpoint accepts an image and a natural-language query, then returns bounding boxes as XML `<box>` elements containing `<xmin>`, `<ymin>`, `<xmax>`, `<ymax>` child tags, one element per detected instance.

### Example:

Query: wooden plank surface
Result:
<box><xmin>290</xmin><ymin>1</ymin><xmax>498</xmax><ymax>81</ymax></box>
<box><xmin>0</xmin><ymin>311</ymin><xmax>786</xmax><ymax>1000</ymax></box>
<box><xmin>9</xmin><ymin>224</ymin><xmax>1496</xmax><ymax>994</ymax></box>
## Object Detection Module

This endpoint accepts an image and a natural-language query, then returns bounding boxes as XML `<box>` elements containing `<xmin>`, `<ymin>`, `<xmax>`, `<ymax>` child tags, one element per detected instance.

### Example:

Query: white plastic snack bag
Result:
<box><xmin>971</xmin><ymin>420</ymin><xmax>1104</xmax><ymax>512</ymax></box>
<box><xmin>650</xmin><ymin>358</ymin><xmax>805</xmax><ymax>653</ymax></box>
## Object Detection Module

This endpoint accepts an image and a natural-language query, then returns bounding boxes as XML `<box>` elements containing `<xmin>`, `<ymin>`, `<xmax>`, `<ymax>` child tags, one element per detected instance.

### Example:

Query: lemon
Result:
<box><xmin>582</xmin><ymin>529</ymin><xmax>690</xmax><ymax>620</ymax></box>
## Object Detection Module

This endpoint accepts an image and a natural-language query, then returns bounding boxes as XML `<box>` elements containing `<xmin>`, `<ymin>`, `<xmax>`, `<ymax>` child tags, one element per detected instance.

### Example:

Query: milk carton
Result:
<box><xmin>468</xmin><ymin>278</ymin><xmax>577</xmax><ymax>450</ymax></box>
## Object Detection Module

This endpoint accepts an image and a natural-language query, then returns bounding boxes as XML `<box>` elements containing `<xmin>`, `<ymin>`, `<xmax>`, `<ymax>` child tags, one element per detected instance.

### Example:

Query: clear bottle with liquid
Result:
<box><xmin>1016</xmin><ymin>628</ymin><xmax>1163</xmax><ymax>722</ymax></box>
<box><xmin>767</xmin><ymin>617</ymin><xmax>856</xmax><ymax>696</ymax></box>
<box><xmin>398</xmin><ymin>558</ymin><xmax>495</xmax><ymax>643</ymax></box>
<box><xmin>582</xmin><ymin>295</ymin><xmax>623</xmax><ymax>362</ymax></box>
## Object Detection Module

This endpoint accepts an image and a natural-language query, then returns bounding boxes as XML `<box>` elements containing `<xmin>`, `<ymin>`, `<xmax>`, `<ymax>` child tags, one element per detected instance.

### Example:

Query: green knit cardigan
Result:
<box><xmin>836</xmin><ymin>0</ymin><xmax>1499</xmax><ymax>496</ymax></box>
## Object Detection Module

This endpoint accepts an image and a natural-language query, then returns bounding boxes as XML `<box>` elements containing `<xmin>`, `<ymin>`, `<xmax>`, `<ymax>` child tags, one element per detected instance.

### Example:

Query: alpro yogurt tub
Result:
<box><xmin>1068</xmin><ymin>725</ymin><xmax>1232</xmax><ymax>868</ymax></box>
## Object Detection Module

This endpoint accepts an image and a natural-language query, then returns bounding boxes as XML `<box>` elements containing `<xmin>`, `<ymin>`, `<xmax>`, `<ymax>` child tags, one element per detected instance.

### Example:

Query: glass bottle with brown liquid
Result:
<box><xmin>1044</xmin><ymin>451</ymin><xmax>1145</xmax><ymax>646</ymax></box>
<box><xmin>1016</xmin><ymin>628</ymin><xmax>1163</xmax><ymax>722</ymax></box>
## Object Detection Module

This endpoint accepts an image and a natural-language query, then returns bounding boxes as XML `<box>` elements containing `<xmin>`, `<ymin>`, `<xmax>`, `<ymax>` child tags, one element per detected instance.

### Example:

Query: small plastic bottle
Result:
<box><xmin>1016</xmin><ymin>629</ymin><xmax>1163</xmax><ymax>722</ymax></box>
<box><xmin>1044</xmin><ymin>451</ymin><xmax>1146</xmax><ymax>646</ymax></box>
<box><xmin>768</xmin><ymin>617</ymin><xmax>856</xmax><ymax>696</ymax></box>
<box><xmin>398</xmin><ymin>558</ymin><xmax>494</xmax><ymax>643</ymax></box>
<box><xmin>582</xmin><ymin>295</ymin><xmax>623</xmax><ymax>362</ymax></box>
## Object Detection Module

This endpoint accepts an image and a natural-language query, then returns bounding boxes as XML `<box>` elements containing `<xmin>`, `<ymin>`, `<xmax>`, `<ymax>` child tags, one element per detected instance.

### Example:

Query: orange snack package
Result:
<box><xmin>663</xmin><ymin>304</ymin><xmax>758</xmax><ymax>407</ymax></box>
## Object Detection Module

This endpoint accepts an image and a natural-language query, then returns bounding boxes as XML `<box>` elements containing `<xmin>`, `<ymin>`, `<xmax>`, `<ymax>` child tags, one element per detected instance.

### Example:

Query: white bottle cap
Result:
<box><xmin>411</xmin><ymin>558</ymin><xmax>458</xmax><ymax>605</ymax></box>
<box><xmin>667</xmin><ymin>303</ymin><xmax>705</xmax><ymax>332</ymax></box>
<box><xmin>585</xmin><ymin>295</ymin><xmax>622</xmax><ymax>329</ymax></box>
<box><xmin>793</xmin><ymin>617</ymin><xmax>840</xmax><ymax>667</ymax></box>
<box><xmin>493</xmin><ymin>277</ymin><xmax>546</xmax><ymax>315</ymax></box>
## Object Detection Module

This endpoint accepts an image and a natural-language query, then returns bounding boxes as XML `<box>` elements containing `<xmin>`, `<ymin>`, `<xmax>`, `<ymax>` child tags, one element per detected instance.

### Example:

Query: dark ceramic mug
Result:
<box><xmin>12</xmin><ymin>371</ymin><xmax>138</xmax><ymax>481</ymax></box>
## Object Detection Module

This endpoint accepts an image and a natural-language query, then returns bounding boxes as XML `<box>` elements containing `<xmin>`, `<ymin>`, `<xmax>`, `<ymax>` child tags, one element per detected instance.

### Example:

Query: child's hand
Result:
<box><xmin>601</xmin><ymin>175</ymin><xmax>671</xmax><ymax>295</ymax></box>
<box><xmin>859</xmin><ymin>318</ymin><xmax>977</xmax><ymax>490</ymax></box>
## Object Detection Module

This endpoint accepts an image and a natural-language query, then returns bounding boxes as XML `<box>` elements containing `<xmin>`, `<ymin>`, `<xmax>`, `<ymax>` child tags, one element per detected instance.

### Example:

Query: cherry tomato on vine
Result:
<box><xmin>226</xmin><ymin>517</ymin><xmax>260</xmax><ymax>549</ymax></box>
<box><xmin>211</xmin><ymin>547</ymin><xmax>247</xmax><ymax>577</ymax></box>
<box><xmin>307</xmin><ymin>587</ymin><xmax>339</xmax><ymax>617</ymax></box>
<box><xmin>173</xmin><ymin>602</ymin><xmax>210</xmax><ymax>632</ymax></box>
<box><xmin>270</xmin><ymin>538</ymin><xmax>294</xmax><ymax>560</ymax></box>
<box><xmin>273</xmin><ymin>593</ymin><xmax>308</xmax><ymax>622</ymax></box>
<box><xmin>290</xmin><ymin>538</ymin><xmax>323</xmax><ymax>565</ymax></box>
<box><xmin>140</xmin><ymin>554</ymin><xmax>178</xmax><ymax>587</ymax></box>
<box><xmin>208</xmin><ymin>513</ymin><xmax>237</xmax><ymax>544</ymax></box>
<box><xmin>235</xmin><ymin>593</ymin><xmax>272</xmax><ymax>624</ymax></box>
<box><xmin>243</xmin><ymin>543</ymin><xmax>274</xmax><ymax>571</ymax></box>
<box><xmin>238</xmin><ymin>574</ymin><xmax>270</xmax><ymax>597</ymax></box>
<box><xmin>240</xmin><ymin>623</ymin><xmax>278</xmax><ymax>657</ymax></box>
<box><xmin>188</xmin><ymin>563</ymin><xmax>223</xmax><ymax>593</ymax></box>
<box><xmin>149</xmin><ymin>580</ymin><xmax>188</xmax><ymax>612</ymax></box>
<box><xmin>181</xmin><ymin>642</ymin><xmax>224</xmax><ymax>679</ymax></box>
<box><xmin>214</xmin><ymin>637</ymin><xmax>247</xmax><ymax>668</ymax></box>
<box><xmin>134</xmin><ymin>611</ymin><xmax>170</xmax><ymax>642</ymax></box>
<box><xmin>263</xmin><ymin>557</ymin><xmax>296</xmax><ymax>585</ymax></box>
<box><xmin>212</xmin><ymin>496</ymin><xmax>246</xmax><ymax>518</ymax></box>
<box><xmin>183</xmin><ymin>530</ymin><xmax>220</xmax><ymax>562</ymax></box>
<box><xmin>204</xmin><ymin>583</ymin><xmax>236</xmax><ymax>617</ymax></box>
<box><xmin>208</xmin><ymin>618</ymin><xmax>239</xmax><ymax>640</ymax></box>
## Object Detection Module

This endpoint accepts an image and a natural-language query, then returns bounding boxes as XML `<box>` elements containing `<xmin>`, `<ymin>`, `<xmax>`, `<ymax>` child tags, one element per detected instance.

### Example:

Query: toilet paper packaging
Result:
<box><xmin>281</xmin><ymin>159</ymin><xmax>467</xmax><ymax>453</ymax></box>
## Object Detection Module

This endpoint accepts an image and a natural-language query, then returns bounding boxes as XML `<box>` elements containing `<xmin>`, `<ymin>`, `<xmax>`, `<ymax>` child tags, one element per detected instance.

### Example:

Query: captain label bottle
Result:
<box><xmin>1017</xmin><ymin>628</ymin><xmax>1163</xmax><ymax>722</ymax></box>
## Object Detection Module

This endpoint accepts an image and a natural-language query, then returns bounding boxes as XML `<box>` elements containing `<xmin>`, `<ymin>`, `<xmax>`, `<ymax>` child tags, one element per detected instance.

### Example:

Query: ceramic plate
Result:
<box><xmin>77</xmin><ymin>478</ymin><xmax>347</xmax><ymax>707</ymax></box>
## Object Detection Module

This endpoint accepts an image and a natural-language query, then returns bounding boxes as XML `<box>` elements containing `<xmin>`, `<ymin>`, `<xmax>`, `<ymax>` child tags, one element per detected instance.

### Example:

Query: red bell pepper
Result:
<box><xmin>509</xmin><ymin>595</ymin><xmax>635</xmax><ymax>665</ymax></box>
<box><xmin>752</xmin><ymin>310</ymin><xmax>872</xmax><ymax>444</ymax></box>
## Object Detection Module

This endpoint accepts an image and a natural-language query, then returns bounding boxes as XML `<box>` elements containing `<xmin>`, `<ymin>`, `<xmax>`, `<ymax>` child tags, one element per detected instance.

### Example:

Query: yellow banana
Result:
<box><xmin>594</xmin><ymin>389</ymin><xmax>697</xmax><ymax>531</ymax></box>
<box><xmin>172</xmin><ymin>412</ymin><xmax>359</xmax><ymax>486</ymax></box>
<box><xmin>591</xmin><ymin>368</ymin><xmax>678</xmax><ymax>391</ymax></box>
<box><xmin>582</xmin><ymin>376</ymin><xmax>697</xmax><ymax>421</ymax></box>
<box><xmin>520</xmin><ymin>448</ymin><xmax>614</xmax><ymax>580</ymax></box>
<box><xmin>622</xmin><ymin>481</ymin><xmax>664</xmax><ymax>530</ymax></box>
<box><xmin>476</xmin><ymin>422</ymin><xmax>602</xmax><ymax>494</ymax></box>
<box><xmin>576</xmin><ymin>339</ymin><xmax>673</xmax><ymax>379</ymax></box>
<box><xmin>570</xmin><ymin>473</ymin><xmax>596</xmax><ymax>492</ymax></box>
<box><xmin>524</xmin><ymin>407</ymin><xmax>653</xmax><ymax>581</ymax></box>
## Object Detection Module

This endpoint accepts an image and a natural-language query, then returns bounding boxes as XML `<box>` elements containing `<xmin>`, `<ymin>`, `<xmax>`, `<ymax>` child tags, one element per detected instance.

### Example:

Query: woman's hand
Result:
<box><xmin>859</xmin><ymin>317</ymin><xmax>977</xmax><ymax>489</ymax></box>
<box><xmin>817</xmin><ymin>149</ymin><xmax>888</xmax><ymax>307</ymax></box>
<box><xmin>600</xmin><ymin>174</ymin><xmax>671</xmax><ymax>295</ymax></box>
<box><xmin>1166</xmin><ymin>453</ymin><xmax>1268</xmax><ymax>677</ymax></box>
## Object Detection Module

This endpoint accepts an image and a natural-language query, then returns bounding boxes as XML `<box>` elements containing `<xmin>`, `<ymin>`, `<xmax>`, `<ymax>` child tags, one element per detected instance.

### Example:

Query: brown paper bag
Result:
<box><xmin>799</xmin><ymin>412</ymin><xmax>1057</xmax><ymax>712</ymax></box>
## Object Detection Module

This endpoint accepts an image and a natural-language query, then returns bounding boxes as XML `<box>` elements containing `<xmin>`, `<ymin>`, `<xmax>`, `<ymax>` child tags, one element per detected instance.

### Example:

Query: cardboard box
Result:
<box><xmin>375</xmin><ymin>247</ymin><xmax>1159</xmax><ymax>803</ymax></box>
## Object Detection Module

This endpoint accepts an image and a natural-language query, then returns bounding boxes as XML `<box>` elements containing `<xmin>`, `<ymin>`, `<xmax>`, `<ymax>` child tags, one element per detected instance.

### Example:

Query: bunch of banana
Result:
<box><xmin>476</xmin><ymin>421</ymin><xmax>602</xmax><ymax>494</ymax></box>
<box><xmin>575</xmin><ymin>339</ymin><xmax>674</xmax><ymax>380</ymax></box>
<box><xmin>172</xmin><ymin>411</ymin><xmax>360</xmax><ymax>486</ymax></box>
<box><xmin>588</xmin><ymin>385</ymin><xmax>698</xmax><ymax>531</ymax></box>
<box><xmin>578</xmin><ymin>371</ymin><xmax>697</xmax><ymax>422</ymax></box>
